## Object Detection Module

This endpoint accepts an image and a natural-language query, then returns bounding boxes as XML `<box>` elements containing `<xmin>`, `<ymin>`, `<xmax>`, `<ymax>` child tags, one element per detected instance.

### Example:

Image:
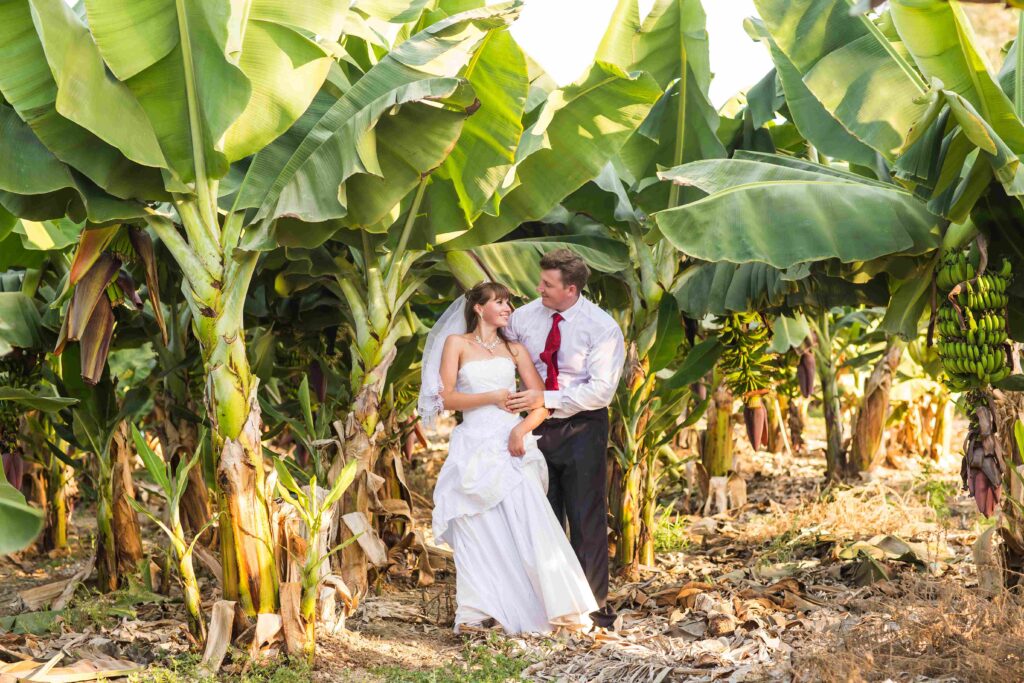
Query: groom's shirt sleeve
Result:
<box><xmin>505</xmin><ymin>306</ymin><xmax>523</xmax><ymax>343</ymax></box>
<box><xmin>543</xmin><ymin>321</ymin><xmax>625</xmax><ymax>415</ymax></box>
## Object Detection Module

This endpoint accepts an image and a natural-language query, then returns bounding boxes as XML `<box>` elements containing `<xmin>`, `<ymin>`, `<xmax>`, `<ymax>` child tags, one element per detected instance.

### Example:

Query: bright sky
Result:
<box><xmin>490</xmin><ymin>0</ymin><xmax>772</xmax><ymax>107</ymax></box>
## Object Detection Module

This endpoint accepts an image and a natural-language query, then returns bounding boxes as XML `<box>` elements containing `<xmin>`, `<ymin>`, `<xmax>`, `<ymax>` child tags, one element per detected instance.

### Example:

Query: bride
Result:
<box><xmin>419</xmin><ymin>282</ymin><xmax>598</xmax><ymax>634</ymax></box>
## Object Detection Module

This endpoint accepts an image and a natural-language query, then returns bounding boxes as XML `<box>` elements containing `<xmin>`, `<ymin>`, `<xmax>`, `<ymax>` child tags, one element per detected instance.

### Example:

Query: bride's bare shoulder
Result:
<box><xmin>443</xmin><ymin>334</ymin><xmax>472</xmax><ymax>350</ymax></box>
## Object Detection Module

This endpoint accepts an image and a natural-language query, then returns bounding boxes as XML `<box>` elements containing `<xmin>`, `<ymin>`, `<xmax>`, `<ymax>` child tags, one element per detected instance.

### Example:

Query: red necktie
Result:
<box><xmin>540</xmin><ymin>312</ymin><xmax>563</xmax><ymax>391</ymax></box>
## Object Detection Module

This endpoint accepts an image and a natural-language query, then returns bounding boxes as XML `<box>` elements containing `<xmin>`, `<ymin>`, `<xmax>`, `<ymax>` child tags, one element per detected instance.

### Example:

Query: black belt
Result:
<box><xmin>540</xmin><ymin>407</ymin><xmax>608</xmax><ymax>428</ymax></box>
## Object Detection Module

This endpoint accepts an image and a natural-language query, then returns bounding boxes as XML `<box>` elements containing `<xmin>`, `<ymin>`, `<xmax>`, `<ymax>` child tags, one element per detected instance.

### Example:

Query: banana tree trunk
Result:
<box><xmin>96</xmin><ymin>479</ymin><xmax>117</xmax><ymax>592</ymax></box>
<box><xmin>817</xmin><ymin>352</ymin><xmax>845</xmax><ymax>480</ymax></box>
<box><xmin>765</xmin><ymin>392</ymin><xmax>784</xmax><ymax>454</ymax></box>
<box><xmin>992</xmin><ymin>389</ymin><xmax>1024</xmax><ymax>588</ymax></box>
<box><xmin>849</xmin><ymin>341</ymin><xmax>904</xmax><ymax>475</ymax></box>
<box><xmin>376</xmin><ymin>415</ymin><xmax>415</xmax><ymax>542</ymax></box>
<box><xmin>336</xmin><ymin>349</ymin><xmax>395</xmax><ymax>596</ymax></box>
<box><xmin>638</xmin><ymin>454</ymin><xmax>656</xmax><ymax>566</ymax></box>
<box><xmin>95</xmin><ymin>444</ymin><xmax>118</xmax><ymax>592</ymax></box>
<box><xmin>702</xmin><ymin>383</ymin><xmax>733</xmax><ymax>477</ymax></box>
<box><xmin>111</xmin><ymin>423</ymin><xmax>143</xmax><ymax>575</ymax></box>
<box><xmin>202</xmin><ymin>332</ymin><xmax>278</xmax><ymax>615</ymax></box>
<box><xmin>45</xmin><ymin>460</ymin><xmax>69</xmax><ymax>552</ymax></box>
<box><xmin>787</xmin><ymin>395</ymin><xmax>807</xmax><ymax>452</ymax></box>
<box><xmin>929</xmin><ymin>392</ymin><xmax>953</xmax><ymax>461</ymax></box>
<box><xmin>612</xmin><ymin>343</ymin><xmax>655</xmax><ymax>578</ymax></box>
<box><xmin>616</xmin><ymin>463</ymin><xmax>642</xmax><ymax>580</ymax></box>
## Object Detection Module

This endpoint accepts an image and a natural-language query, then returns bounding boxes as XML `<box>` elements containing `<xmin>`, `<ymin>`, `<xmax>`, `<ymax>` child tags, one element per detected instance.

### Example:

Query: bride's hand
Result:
<box><xmin>508</xmin><ymin>426</ymin><xmax>527</xmax><ymax>457</ymax></box>
<box><xmin>492</xmin><ymin>389</ymin><xmax>512</xmax><ymax>411</ymax></box>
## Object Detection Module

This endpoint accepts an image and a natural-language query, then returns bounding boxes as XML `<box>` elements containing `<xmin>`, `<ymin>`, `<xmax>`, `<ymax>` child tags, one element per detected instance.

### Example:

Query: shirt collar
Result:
<box><xmin>542</xmin><ymin>295</ymin><xmax>586</xmax><ymax>323</ymax></box>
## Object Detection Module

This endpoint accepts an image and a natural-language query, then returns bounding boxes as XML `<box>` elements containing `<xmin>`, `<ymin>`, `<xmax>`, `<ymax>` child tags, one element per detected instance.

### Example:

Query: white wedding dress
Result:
<box><xmin>432</xmin><ymin>356</ymin><xmax>598</xmax><ymax>634</ymax></box>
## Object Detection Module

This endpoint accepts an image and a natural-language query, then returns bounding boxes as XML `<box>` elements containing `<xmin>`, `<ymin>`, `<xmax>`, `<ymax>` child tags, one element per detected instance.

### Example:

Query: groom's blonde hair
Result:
<box><xmin>540</xmin><ymin>248</ymin><xmax>590</xmax><ymax>291</ymax></box>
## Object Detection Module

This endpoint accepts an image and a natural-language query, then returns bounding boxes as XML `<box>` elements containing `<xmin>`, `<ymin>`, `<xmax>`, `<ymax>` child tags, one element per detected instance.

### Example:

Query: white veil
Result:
<box><xmin>417</xmin><ymin>295</ymin><xmax>469</xmax><ymax>428</ymax></box>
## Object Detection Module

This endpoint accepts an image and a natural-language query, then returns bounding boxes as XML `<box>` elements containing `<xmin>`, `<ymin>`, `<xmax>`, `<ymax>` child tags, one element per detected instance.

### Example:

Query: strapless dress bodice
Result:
<box><xmin>456</xmin><ymin>356</ymin><xmax>519</xmax><ymax>432</ymax></box>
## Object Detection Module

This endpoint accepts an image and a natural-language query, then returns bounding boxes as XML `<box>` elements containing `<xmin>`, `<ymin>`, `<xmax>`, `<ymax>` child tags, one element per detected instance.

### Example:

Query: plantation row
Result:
<box><xmin>4</xmin><ymin>0</ymin><xmax>1024</xmax><ymax>662</ymax></box>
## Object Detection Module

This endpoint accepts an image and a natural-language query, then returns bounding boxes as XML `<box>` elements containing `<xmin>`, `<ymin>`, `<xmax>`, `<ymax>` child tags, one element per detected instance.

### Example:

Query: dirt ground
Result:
<box><xmin>3</xmin><ymin>416</ymin><xmax>1023</xmax><ymax>682</ymax></box>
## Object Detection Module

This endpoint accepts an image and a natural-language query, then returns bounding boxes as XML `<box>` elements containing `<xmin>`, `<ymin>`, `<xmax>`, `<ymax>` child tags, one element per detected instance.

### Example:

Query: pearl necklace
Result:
<box><xmin>474</xmin><ymin>334</ymin><xmax>501</xmax><ymax>353</ymax></box>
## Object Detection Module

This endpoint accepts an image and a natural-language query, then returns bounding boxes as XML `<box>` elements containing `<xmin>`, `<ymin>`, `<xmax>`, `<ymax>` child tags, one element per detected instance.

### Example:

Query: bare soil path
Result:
<box><xmin>2</xmin><ymin>418</ymin><xmax>1021</xmax><ymax>682</ymax></box>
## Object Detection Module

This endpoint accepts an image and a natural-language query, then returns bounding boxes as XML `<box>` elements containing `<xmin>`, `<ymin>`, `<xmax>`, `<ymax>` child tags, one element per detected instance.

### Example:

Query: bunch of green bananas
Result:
<box><xmin>935</xmin><ymin>249</ymin><xmax>977</xmax><ymax>290</ymax></box>
<box><xmin>718</xmin><ymin>312</ymin><xmax>776</xmax><ymax>401</ymax></box>
<box><xmin>718</xmin><ymin>312</ymin><xmax>779</xmax><ymax>451</ymax></box>
<box><xmin>0</xmin><ymin>350</ymin><xmax>37</xmax><ymax>453</ymax></box>
<box><xmin>935</xmin><ymin>251</ymin><xmax>1013</xmax><ymax>392</ymax></box>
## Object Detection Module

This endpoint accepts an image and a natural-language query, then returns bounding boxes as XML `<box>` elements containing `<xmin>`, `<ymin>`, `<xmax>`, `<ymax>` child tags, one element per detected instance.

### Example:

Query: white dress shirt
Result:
<box><xmin>506</xmin><ymin>296</ymin><xmax>625</xmax><ymax>419</ymax></box>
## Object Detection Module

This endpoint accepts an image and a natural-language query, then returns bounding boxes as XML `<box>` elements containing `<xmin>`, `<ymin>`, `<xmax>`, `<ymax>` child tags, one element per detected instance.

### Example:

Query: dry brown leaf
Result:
<box><xmin>341</xmin><ymin>512</ymin><xmax>388</xmax><ymax>567</ymax></box>
<box><xmin>674</xmin><ymin>581</ymin><xmax>715</xmax><ymax>609</ymax></box>
<box><xmin>248</xmin><ymin>613</ymin><xmax>283</xmax><ymax>660</ymax></box>
<box><xmin>707</xmin><ymin>613</ymin><xmax>737</xmax><ymax>637</ymax></box>
<box><xmin>279</xmin><ymin>582</ymin><xmax>306</xmax><ymax>658</ymax></box>
<box><xmin>0</xmin><ymin>653</ymin><xmax>142</xmax><ymax>682</ymax></box>
<box><xmin>200</xmin><ymin>600</ymin><xmax>236</xmax><ymax>674</ymax></box>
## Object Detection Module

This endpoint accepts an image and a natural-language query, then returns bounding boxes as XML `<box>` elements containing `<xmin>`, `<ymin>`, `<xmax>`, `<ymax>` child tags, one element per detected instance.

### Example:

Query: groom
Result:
<box><xmin>504</xmin><ymin>248</ymin><xmax>625</xmax><ymax>626</ymax></box>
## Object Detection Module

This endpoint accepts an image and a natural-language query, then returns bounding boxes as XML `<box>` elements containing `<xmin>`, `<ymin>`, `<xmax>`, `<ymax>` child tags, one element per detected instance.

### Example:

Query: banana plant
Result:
<box><xmin>0</xmin><ymin>0</ymin><xmax>526</xmax><ymax>614</ymax></box>
<box><xmin>268</xmin><ymin>2</ymin><xmax>662</xmax><ymax>591</ymax></box>
<box><xmin>807</xmin><ymin>308</ymin><xmax>888</xmax><ymax>480</ymax></box>
<box><xmin>126</xmin><ymin>424</ymin><xmax>218</xmax><ymax>643</ymax></box>
<box><xmin>274</xmin><ymin>457</ymin><xmax>358</xmax><ymax>664</ymax></box>
<box><xmin>745</xmin><ymin>0</ymin><xmax>1024</xmax><ymax>574</ymax></box>
<box><xmin>1</xmin><ymin>262</ymin><xmax>79</xmax><ymax>551</ymax></box>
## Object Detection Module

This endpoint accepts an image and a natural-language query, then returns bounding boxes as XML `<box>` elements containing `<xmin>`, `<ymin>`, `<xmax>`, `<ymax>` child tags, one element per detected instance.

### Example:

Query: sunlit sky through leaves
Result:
<box><xmin>487</xmin><ymin>0</ymin><xmax>772</xmax><ymax>107</ymax></box>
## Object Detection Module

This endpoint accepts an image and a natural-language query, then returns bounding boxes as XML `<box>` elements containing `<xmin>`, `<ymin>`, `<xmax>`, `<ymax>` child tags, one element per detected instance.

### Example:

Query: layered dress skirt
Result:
<box><xmin>431</xmin><ymin>357</ymin><xmax>597</xmax><ymax>634</ymax></box>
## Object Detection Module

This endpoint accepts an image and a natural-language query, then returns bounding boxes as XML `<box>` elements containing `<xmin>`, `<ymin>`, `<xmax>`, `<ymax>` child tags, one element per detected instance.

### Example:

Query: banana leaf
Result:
<box><xmin>0</xmin><ymin>293</ymin><xmax>44</xmax><ymax>356</ymax></box>
<box><xmin>753</xmin><ymin>0</ymin><xmax>929</xmax><ymax>159</ymax></box>
<box><xmin>654</xmin><ymin>158</ymin><xmax>940</xmax><ymax>269</ymax></box>
<box><xmin>0</xmin><ymin>463</ymin><xmax>44</xmax><ymax>556</ymax></box>
<box><xmin>440</xmin><ymin>61</ymin><xmax>661</xmax><ymax>249</ymax></box>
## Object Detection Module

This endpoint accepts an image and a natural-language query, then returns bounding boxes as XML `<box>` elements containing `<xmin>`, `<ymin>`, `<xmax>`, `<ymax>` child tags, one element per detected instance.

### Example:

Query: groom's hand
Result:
<box><xmin>506</xmin><ymin>389</ymin><xmax>544</xmax><ymax>412</ymax></box>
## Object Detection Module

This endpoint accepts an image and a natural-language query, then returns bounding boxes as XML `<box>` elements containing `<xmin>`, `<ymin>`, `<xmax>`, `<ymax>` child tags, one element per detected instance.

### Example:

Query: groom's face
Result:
<box><xmin>538</xmin><ymin>269</ymin><xmax>577</xmax><ymax>312</ymax></box>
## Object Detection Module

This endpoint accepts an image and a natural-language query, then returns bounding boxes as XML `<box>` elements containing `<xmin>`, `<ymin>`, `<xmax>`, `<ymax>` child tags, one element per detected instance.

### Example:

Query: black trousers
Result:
<box><xmin>535</xmin><ymin>407</ymin><xmax>610</xmax><ymax>606</ymax></box>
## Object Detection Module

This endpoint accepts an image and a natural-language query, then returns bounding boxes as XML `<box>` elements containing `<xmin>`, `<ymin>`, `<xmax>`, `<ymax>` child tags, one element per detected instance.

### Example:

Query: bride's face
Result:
<box><xmin>475</xmin><ymin>295</ymin><xmax>512</xmax><ymax>328</ymax></box>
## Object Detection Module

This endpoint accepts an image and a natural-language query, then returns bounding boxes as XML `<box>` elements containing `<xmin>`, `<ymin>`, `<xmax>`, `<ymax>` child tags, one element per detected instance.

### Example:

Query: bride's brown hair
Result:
<box><xmin>464</xmin><ymin>282</ymin><xmax>517</xmax><ymax>357</ymax></box>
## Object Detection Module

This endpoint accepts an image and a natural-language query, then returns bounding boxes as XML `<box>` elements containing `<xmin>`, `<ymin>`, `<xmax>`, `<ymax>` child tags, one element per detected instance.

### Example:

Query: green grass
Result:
<box><xmin>653</xmin><ymin>505</ymin><xmax>691</xmax><ymax>553</ymax></box>
<box><xmin>914</xmin><ymin>465</ymin><xmax>958</xmax><ymax>522</ymax></box>
<box><xmin>371</xmin><ymin>634</ymin><xmax>535</xmax><ymax>683</ymax></box>
<box><xmin>131</xmin><ymin>651</ymin><xmax>312</xmax><ymax>683</ymax></box>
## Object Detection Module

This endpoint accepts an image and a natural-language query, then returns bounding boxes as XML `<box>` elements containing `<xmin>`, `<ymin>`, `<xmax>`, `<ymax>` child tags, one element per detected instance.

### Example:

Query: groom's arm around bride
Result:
<box><xmin>503</xmin><ymin>248</ymin><xmax>625</xmax><ymax>622</ymax></box>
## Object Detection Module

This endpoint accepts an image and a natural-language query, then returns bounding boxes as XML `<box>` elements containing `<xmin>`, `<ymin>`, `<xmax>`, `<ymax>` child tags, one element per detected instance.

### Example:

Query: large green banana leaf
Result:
<box><xmin>0</xmin><ymin>0</ymin><xmax>165</xmax><ymax>199</ymax></box>
<box><xmin>0</xmin><ymin>104</ymin><xmax>77</xmax><ymax>197</ymax></box>
<box><xmin>0</xmin><ymin>464</ymin><xmax>43</xmax><ymax>556</ymax></box>
<box><xmin>753</xmin><ymin>0</ymin><xmax>928</xmax><ymax>159</ymax></box>
<box><xmin>445</xmin><ymin>234</ymin><xmax>631</xmax><ymax>298</ymax></box>
<box><xmin>343</xmin><ymin>102</ymin><xmax>469</xmax><ymax>230</ymax></box>
<box><xmin>745</xmin><ymin>17</ymin><xmax>877</xmax><ymax>167</ymax></box>
<box><xmin>426</xmin><ymin>28</ymin><xmax>528</xmax><ymax>225</ymax></box>
<box><xmin>355</xmin><ymin>0</ymin><xmax>432</xmax><ymax>24</ymax></box>
<box><xmin>235</xmin><ymin>4</ymin><xmax>521</xmax><ymax>228</ymax></box>
<box><xmin>30</xmin><ymin>0</ymin><xmax>165</xmax><ymax>168</ymax></box>
<box><xmin>0</xmin><ymin>213</ymin><xmax>44</xmax><ymax>271</ymax></box>
<box><xmin>439</xmin><ymin>62</ymin><xmax>661</xmax><ymax>249</ymax></box>
<box><xmin>0</xmin><ymin>387</ymin><xmax>78</xmax><ymax>412</ymax></box>
<box><xmin>0</xmin><ymin>103</ymin><xmax>144</xmax><ymax>222</ymax></box>
<box><xmin>0</xmin><ymin>293</ymin><xmax>44</xmax><ymax>356</ymax></box>
<box><xmin>81</xmin><ymin>0</ymin><xmax>347</xmax><ymax>182</ymax></box>
<box><xmin>596</xmin><ymin>0</ymin><xmax>711</xmax><ymax>92</ymax></box>
<box><xmin>596</xmin><ymin>0</ymin><xmax>724</xmax><ymax>208</ymax></box>
<box><xmin>0</xmin><ymin>97</ymin><xmax>147</xmax><ymax>224</ymax></box>
<box><xmin>888</xmin><ymin>0</ymin><xmax>1024</xmax><ymax>152</ymax></box>
<box><xmin>654</xmin><ymin>158</ymin><xmax>940</xmax><ymax>269</ymax></box>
